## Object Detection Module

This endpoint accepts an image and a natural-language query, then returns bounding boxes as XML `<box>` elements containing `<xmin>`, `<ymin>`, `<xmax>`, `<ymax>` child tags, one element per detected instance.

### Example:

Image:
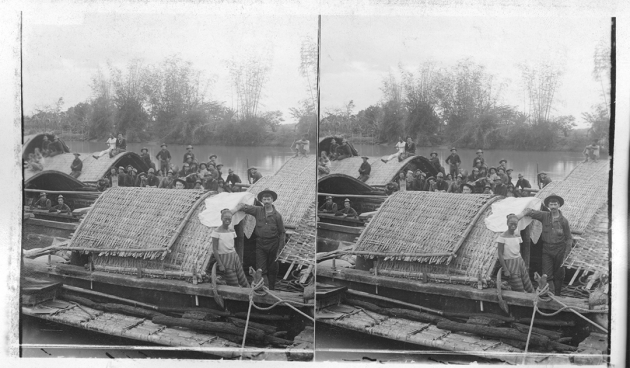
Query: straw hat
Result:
<box><xmin>325</xmin><ymin>195</ymin><xmax>333</xmax><ymax>200</ymax></box>
<box><xmin>161</xmin><ymin>143</ymin><xmax>167</xmax><ymax>147</ymax></box>
<box><xmin>450</xmin><ymin>147</ymin><xmax>457</xmax><ymax>152</ymax></box>
<box><xmin>209</xmin><ymin>154</ymin><xmax>217</xmax><ymax>160</ymax></box>
<box><xmin>39</xmin><ymin>192</ymin><xmax>47</xmax><ymax>197</ymax></box>
<box><xmin>544</xmin><ymin>194</ymin><xmax>565</xmax><ymax>207</ymax></box>
<box><xmin>57</xmin><ymin>194</ymin><xmax>64</xmax><ymax>199</ymax></box>
<box><xmin>430</xmin><ymin>151</ymin><xmax>438</xmax><ymax>157</ymax></box>
<box><xmin>141</xmin><ymin>147</ymin><xmax>148</xmax><ymax>152</ymax></box>
<box><xmin>476</xmin><ymin>149</ymin><xmax>483</xmax><ymax>154</ymax></box>
<box><xmin>73</xmin><ymin>152</ymin><xmax>81</xmax><ymax>156</ymax></box>
<box><xmin>361</xmin><ymin>156</ymin><xmax>369</xmax><ymax>160</ymax></box>
<box><xmin>138</xmin><ymin>172</ymin><xmax>146</xmax><ymax>178</ymax></box>
<box><xmin>174</xmin><ymin>178</ymin><xmax>187</xmax><ymax>187</ymax></box>
<box><xmin>462</xmin><ymin>183</ymin><xmax>474</xmax><ymax>192</ymax></box>
<box><xmin>228</xmin><ymin>169</ymin><xmax>234</xmax><ymax>173</ymax></box>
<box><xmin>186</xmin><ymin>145</ymin><xmax>193</xmax><ymax>149</ymax></box>
<box><xmin>427</xmin><ymin>176</ymin><xmax>436</xmax><ymax>182</ymax></box>
<box><xmin>344</xmin><ymin>198</ymin><xmax>351</xmax><ymax>203</ymax></box>
<box><xmin>148</xmin><ymin>168</ymin><xmax>155</xmax><ymax>173</ymax></box>
<box><xmin>257</xmin><ymin>188</ymin><xmax>277</xmax><ymax>202</ymax></box>
<box><xmin>436</xmin><ymin>172</ymin><xmax>444</xmax><ymax>178</ymax></box>
<box><xmin>499</xmin><ymin>159</ymin><xmax>507</xmax><ymax>164</ymax></box>
<box><xmin>518</xmin><ymin>173</ymin><xmax>524</xmax><ymax>178</ymax></box>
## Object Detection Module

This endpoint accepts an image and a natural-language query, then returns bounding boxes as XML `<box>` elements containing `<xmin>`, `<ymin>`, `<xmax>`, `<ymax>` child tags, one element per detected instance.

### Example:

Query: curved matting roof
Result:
<box><xmin>318</xmin><ymin>173</ymin><xmax>374</xmax><ymax>195</ymax></box>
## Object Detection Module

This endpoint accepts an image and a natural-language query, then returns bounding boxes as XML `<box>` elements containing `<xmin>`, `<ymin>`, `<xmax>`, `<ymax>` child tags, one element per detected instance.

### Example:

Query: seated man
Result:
<box><xmin>293</xmin><ymin>134</ymin><xmax>309</xmax><ymax>157</ymax></box>
<box><xmin>515</xmin><ymin>173</ymin><xmax>531</xmax><ymax>197</ymax></box>
<box><xmin>335</xmin><ymin>139</ymin><xmax>353</xmax><ymax>161</ymax></box>
<box><xmin>31</xmin><ymin>192</ymin><xmax>51</xmax><ymax>210</ymax></box>
<box><xmin>49</xmin><ymin>195</ymin><xmax>71</xmax><ymax>214</ymax></box>
<box><xmin>539</xmin><ymin>172</ymin><xmax>552</xmax><ymax>189</ymax></box>
<box><xmin>159</xmin><ymin>170</ymin><xmax>176</xmax><ymax>189</ymax></box>
<box><xmin>69</xmin><ymin>153</ymin><xmax>82</xmax><ymax>178</ymax></box>
<box><xmin>319</xmin><ymin>196</ymin><xmax>338</xmax><ymax>213</ymax></box>
<box><xmin>400</xmin><ymin>137</ymin><xmax>416</xmax><ymax>161</ymax></box>
<box><xmin>328</xmin><ymin>139</ymin><xmax>340</xmax><ymax>161</ymax></box>
<box><xmin>357</xmin><ymin>156</ymin><xmax>371</xmax><ymax>182</ymax></box>
<box><xmin>48</xmin><ymin>136</ymin><xmax>65</xmax><ymax>157</ymax></box>
<box><xmin>135</xmin><ymin>172</ymin><xmax>147</xmax><ymax>188</ymax></box>
<box><xmin>93</xmin><ymin>133</ymin><xmax>117</xmax><ymax>159</ymax></box>
<box><xmin>335</xmin><ymin>198</ymin><xmax>358</xmax><ymax>218</ymax></box>
<box><xmin>225</xmin><ymin>169</ymin><xmax>242</xmax><ymax>192</ymax></box>
<box><xmin>249</xmin><ymin>167</ymin><xmax>263</xmax><ymax>184</ymax></box>
<box><xmin>111</xmin><ymin>133</ymin><xmax>127</xmax><ymax>157</ymax></box>
<box><xmin>97</xmin><ymin>177</ymin><xmax>110</xmax><ymax>191</ymax></box>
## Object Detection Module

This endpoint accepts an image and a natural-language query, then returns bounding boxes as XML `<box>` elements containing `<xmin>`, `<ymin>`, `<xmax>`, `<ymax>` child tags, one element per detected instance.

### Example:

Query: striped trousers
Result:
<box><xmin>216</xmin><ymin>252</ymin><xmax>249</xmax><ymax>288</ymax></box>
<box><xmin>504</xmin><ymin>257</ymin><xmax>534</xmax><ymax>293</ymax></box>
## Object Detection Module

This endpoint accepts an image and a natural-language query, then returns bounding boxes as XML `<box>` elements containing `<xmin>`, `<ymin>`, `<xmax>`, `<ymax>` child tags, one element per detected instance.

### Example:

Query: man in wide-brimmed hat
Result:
<box><xmin>69</xmin><ymin>153</ymin><xmax>83</xmax><ymax>178</ymax></box>
<box><xmin>237</xmin><ymin>188</ymin><xmax>285</xmax><ymax>290</ymax></box>
<box><xmin>413</xmin><ymin>169</ymin><xmax>426</xmax><ymax>192</ymax></box>
<box><xmin>515</xmin><ymin>173</ymin><xmax>531</xmax><ymax>197</ymax></box>
<box><xmin>173</xmin><ymin>178</ymin><xmax>187</xmax><ymax>189</ymax></box>
<box><xmin>428</xmin><ymin>151</ymin><xmax>444</xmax><ymax>175</ymax></box>
<box><xmin>358</xmin><ymin>156</ymin><xmax>371</xmax><ymax>182</ymax></box>
<box><xmin>335</xmin><ymin>198</ymin><xmax>358</xmax><ymax>219</ymax></box>
<box><xmin>159</xmin><ymin>169</ymin><xmax>176</xmax><ymax>189</ymax></box>
<box><xmin>538</xmin><ymin>172</ymin><xmax>552</xmax><ymax>189</ymax></box>
<box><xmin>445</xmin><ymin>147</ymin><xmax>461</xmax><ymax>179</ymax></box>
<box><xmin>521</xmin><ymin>194</ymin><xmax>572</xmax><ymax>296</ymax></box>
<box><xmin>183</xmin><ymin>144</ymin><xmax>195</xmax><ymax>163</ymax></box>
<box><xmin>498</xmin><ymin>158</ymin><xmax>508</xmax><ymax>172</ymax></box>
<box><xmin>145</xmin><ymin>168</ymin><xmax>160</xmax><ymax>188</ymax></box>
<box><xmin>225</xmin><ymin>168</ymin><xmax>242</xmax><ymax>193</ymax></box>
<box><xmin>155</xmin><ymin>143</ymin><xmax>171</xmax><ymax>177</ymax></box>
<box><xmin>207</xmin><ymin>154</ymin><xmax>218</xmax><ymax>168</ymax></box>
<box><xmin>319</xmin><ymin>195</ymin><xmax>338</xmax><ymax>213</ymax></box>
<box><xmin>461</xmin><ymin>183</ymin><xmax>474</xmax><ymax>194</ymax></box>
<box><xmin>139</xmin><ymin>147</ymin><xmax>153</xmax><ymax>169</ymax></box>
<box><xmin>249</xmin><ymin>166</ymin><xmax>263</xmax><ymax>184</ymax></box>
<box><xmin>31</xmin><ymin>192</ymin><xmax>51</xmax><ymax>210</ymax></box>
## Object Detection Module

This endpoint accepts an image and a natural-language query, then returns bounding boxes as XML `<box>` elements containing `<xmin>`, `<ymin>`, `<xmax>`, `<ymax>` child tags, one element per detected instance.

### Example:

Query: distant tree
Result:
<box><xmin>554</xmin><ymin>115</ymin><xmax>577</xmax><ymax>138</ymax></box>
<box><xmin>519</xmin><ymin>59</ymin><xmax>564</xmax><ymax>123</ymax></box>
<box><xmin>109</xmin><ymin>59</ymin><xmax>151</xmax><ymax>141</ymax></box>
<box><xmin>226</xmin><ymin>55</ymin><xmax>271</xmax><ymax>120</ymax></box>
<box><xmin>592</xmin><ymin>36</ymin><xmax>611</xmax><ymax>114</ymax></box>
<box><xmin>582</xmin><ymin>103</ymin><xmax>610</xmax><ymax>142</ymax></box>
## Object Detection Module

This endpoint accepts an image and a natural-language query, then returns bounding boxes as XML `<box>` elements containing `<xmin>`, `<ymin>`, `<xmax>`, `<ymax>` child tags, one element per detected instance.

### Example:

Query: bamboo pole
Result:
<box><xmin>341</xmin><ymin>250</ymin><xmax>456</xmax><ymax>258</ymax></box>
<box><xmin>62</xmin><ymin>284</ymin><xmax>159</xmax><ymax>310</ymax></box>
<box><xmin>317</xmin><ymin>192</ymin><xmax>387</xmax><ymax>199</ymax></box>
<box><xmin>55</xmin><ymin>246</ymin><xmax>167</xmax><ymax>253</ymax></box>
<box><xmin>376</xmin><ymin>269</ymin><xmax>485</xmax><ymax>283</ymax></box>
<box><xmin>25</xmin><ymin>189</ymin><xmax>100</xmax><ymax>195</ymax></box>
<box><xmin>345</xmin><ymin>289</ymin><xmax>443</xmax><ymax>315</ymax></box>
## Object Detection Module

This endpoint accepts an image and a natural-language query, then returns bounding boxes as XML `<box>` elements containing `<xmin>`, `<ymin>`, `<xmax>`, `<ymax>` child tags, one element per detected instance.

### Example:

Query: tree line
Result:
<box><xmin>25</xmin><ymin>41</ymin><xmax>318</xmax><ymax>147</ymax></box>
<box><xmin>321</xmin><ymin>50</ymin><xmax>610</xmax><ymax>151</ymax></box>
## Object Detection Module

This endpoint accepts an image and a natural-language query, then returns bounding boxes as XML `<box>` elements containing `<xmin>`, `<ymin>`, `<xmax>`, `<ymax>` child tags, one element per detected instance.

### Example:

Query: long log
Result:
<box><xmin>345</xmin><ymin>298</ymin><xmax>388</xmax><ymax>315</ymax></box>
<box><xmin>152</xmin><ymin>315</ymin><xmax>265</xmax><ymax>341</ymax></box>
<box><xmin>436</xmin><ymin>321</ymin><xmax>550</xmax><ymax>347</ymax></box>
<box><xmin>388</xmin><ymin>308</ymin><xmax>448</xmax><ymax>325</ymax></box>
<box><xmin>549</xmin><ymin>341</ymin><xmax>578</xmax><ymax>352</ymax></box>
<box><xmin>227</xmin><ymin>317</ymin><xmax>278</xmax><ymax>334</ymax></box>
<box><xmin>157</xmin><ymin>306</ymin><xmax>231</xmax><ymax>317</ymax></box>
<box><xmin>511</xmin><ymin>322</ymin><xmax>562</xmax><ymax>340</ymax></box>
<box><xmin>62</xmin><ymin>294</ymin><xmax>165</xmax><ymax>319</ymax></box>
<box><xmin>517</xmin><ymin>317</ymin><xmax>575</xmax><ymax>327</ymax></box>
<box><xmin>263</xmin><ymin>335</ymin><xmax>294</xmax><ymax>347</ymax></box>
<box><xmin>346</xmin><ymin>289</ymin><xmax>443</xmax><ymax>315</ymax></box>
<box><xmin>445</xmin><ymin>311</ymin><xmax>515</xmax><ymax>322</ymax></box>
<box><xmin>233</xmin><ymin>312</ymin><xmax>290</xmax><ymax>322</ymax></box>
<box><xmin>61</xmin><ymin>284</ymin><xmax>158</xmax><ymax>310</ymax></box>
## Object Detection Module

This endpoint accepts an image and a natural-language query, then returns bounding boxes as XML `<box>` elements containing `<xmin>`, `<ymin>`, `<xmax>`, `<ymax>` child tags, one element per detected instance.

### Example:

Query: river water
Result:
<box><xmin>22</xmin><ymin>141</ymin><xmax>595</xmax><ymax>360</ymax></box>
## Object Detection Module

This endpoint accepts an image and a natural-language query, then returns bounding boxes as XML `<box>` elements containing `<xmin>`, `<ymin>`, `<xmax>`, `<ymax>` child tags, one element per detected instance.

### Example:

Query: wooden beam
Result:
<box><xmin>25</xmin><ymin>189</ymin><xmax>100</xmax><ymax>195</ymax></box>
<box><xmin>26</xmin><ymin>218</ymin><xmax>78</xmax><ymax>230</ymax></box>
<box><xmin>316</xmin><ymin>265</ymin><xmax>589</xmax><ymax>311</ymax></box>
<box><xmin>317</xmin><ymin>222</ymin><xmax>364</xmax><ymax>235</ymax></box>
<box><xmin>318</xmin><ymin>192</ymin><xmax>386</xmax><ymax>199</ymax></box>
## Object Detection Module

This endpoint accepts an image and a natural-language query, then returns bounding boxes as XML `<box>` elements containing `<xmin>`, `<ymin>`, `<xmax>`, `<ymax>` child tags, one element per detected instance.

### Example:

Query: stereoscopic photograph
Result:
<box><xmin>20</xmin><ymin>11</ymin><xmax>317</xmax><ymax>360</ymax></box>
<box><xmin>315</xmin><ymin>15</ymin><xmax>613</xmax><ymax>364</ymax></box>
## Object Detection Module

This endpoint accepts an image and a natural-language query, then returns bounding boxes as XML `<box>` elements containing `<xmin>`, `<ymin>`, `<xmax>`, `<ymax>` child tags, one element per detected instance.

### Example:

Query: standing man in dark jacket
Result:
<box><xmin>70</xmin><ymin>153</ymin><xmax>82</xmax><ymax>178</ymax></box>
<box><xmin>445</xmin><ymin>147</ymin><xmax>461</xmax><ymax>178</ymax></box>
<box><xmin>237</xmin><ymin>189</ymin><xmax>285</xmax><ymax>290</ymax></box>
<box><xmin>155</xmin><ymin>143</ymin><xmax>171</xmax><ymax>177</ymax></box>
<box><xmin>520</xmin><ymin>194</ymin><xmax>573</xmax><ymax>296</ymax></box>
<box><xmin>472</xmin><ymin>149</ymin><xmax>485</xmax><ymax>168</ymax></box>
<box><xmin>358</xmin><ymin>156</ymin><xmax>371</xmax><ymax>182</ymax></box>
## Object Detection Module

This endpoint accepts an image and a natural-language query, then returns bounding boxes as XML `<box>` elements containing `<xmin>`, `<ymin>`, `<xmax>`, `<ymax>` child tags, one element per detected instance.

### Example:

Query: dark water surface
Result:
<box><xmin>66</xmin><ymin>141</ymin><xmax>297</xmax><ymax>178</ymax></box>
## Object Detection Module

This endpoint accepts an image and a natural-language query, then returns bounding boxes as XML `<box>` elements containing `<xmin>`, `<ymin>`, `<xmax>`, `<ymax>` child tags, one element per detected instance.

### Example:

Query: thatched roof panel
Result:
<box><xmin>354</xmin><ymin>191</ymin><xmax>496</xmax><ymax>264</ymax></box>
<box><xmin>564</xmin><ymin>204</ymin><xmax>609</xmax><ymax>277</ymax></box>
<box><xmin>277</xmin><ymin>202</ymin><xmax>315</xmax><ymax>267</ymax></box>
<box><xmin>365</xmin><ymin>155</ymin><xmax>438</xmax><ymax>186</ymax></box>
<box><xmin>536</xmin><ymin>160</ymin><xmax>609</xmax><ymax>234</ymax></box>
<box><xmin>23</xmin><ymin>153</ymin><xmax>77</xmax><ymax>181</ymax></box>
<box><xmin>248</xmin><ymin>156</ymin><xmax>316</xmax><ymax>229</ymax></box>
<box><xmin>328</xmin><ymin>156</ymin><xmax>375</xmax><ymax>177</ymax></box>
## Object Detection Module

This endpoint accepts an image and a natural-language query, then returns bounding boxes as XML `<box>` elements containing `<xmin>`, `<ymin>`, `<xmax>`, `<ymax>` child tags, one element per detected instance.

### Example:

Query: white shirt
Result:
<box><xmin>496</xmin><ymin>235</ymin><xmax>522</xmax><ymax>260</ymax></box>
<box><xmin>211</xmin><ymin>230</ymin><xmax>237</xmax><ymax>254</ymax></box>
<box><xmin>107</xmin><ymin>137</ymin><xmax>117</xmax><ymax>150</ymax></box>
<box><xmin>396</xmin><ymin>141</ymin><xmax>406</xmax><ymax>154</ymax></box>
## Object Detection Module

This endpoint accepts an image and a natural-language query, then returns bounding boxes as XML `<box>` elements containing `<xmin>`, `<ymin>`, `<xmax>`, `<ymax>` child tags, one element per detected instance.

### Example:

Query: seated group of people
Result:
<box><xmin>24</xmin><ymin>135</ymin><xmax>66</xmax><ymax>172</ymax></box>
<box><xmin>318</xmin><ymin>196</ymin><xmax>359</xmax><ymax>219</ymax></box>
<box><xmin>30</xmin><ymin>192</ymin><xmax>72</xmax><ymax>214</ymax></box>
<box><xmin>93</xmin><ymin>133</ymin><xmax>127</xmax><ymax>159</ymax></box>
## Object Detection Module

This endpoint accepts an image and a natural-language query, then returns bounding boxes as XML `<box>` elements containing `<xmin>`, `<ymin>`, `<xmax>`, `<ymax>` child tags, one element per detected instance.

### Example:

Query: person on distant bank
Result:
<box><xmin>49</xmin><ymin>195</ymin><xmax>71</xmax><ymax>214</ymax></box>
<box><xmin>212</xmin><ymin>209</ymin><xmax>250</xmax><ymax>288</ymax></box>
<box><xmin>319</xmin><ymin>196</ymin><xmax>338</xmax><ymax>213</ymax></box>
<box><xmin>335</xmin><ymin>198</ymin><xmax>358</xmax><ymax>219</ymax></box>
<box><xmin>497</xmin><ymin>214</ymin><xmax>534</xmax><ymax>293</ymax></box>
<box><xmin>358</xmin><ymin>156</ymin><xmax>371</xmax><ymax>182</ymax></box>
<box><xmin>381</xmin><ymin>137</ymin><xmax>406</xmax><ymax>163</ymax></box>
<box><xmin>31</xmin><ymin>192</ymin><xmax>51</xmax><ymax>210</ymax></box>
<box><xmin>69</xmin><ymin>153</ymin><xmax>82</xmax><ymax>178</ymax></box>
<box><xmin>93</xmin><ymin>133</ymin><xmax>117</xmax><ymax>159</ymax></box>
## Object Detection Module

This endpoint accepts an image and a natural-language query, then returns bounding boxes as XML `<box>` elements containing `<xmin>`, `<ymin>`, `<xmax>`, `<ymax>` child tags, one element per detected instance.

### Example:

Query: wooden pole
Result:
<box><xmin>152</xmin><ymin>315</ymin><xmax>265</xmax><ymax>341</ymax></box>
<box><xmin>436</xmin><ymin>320</ymin><xmax>550</xmax><ymax>347</ymax></box>
<box><xmin>318</xmin><ymin>192</ymin><xmax>386</xmax><ymax>199</ymax></box>
<box><xmin>54</xmin><ymin>247</ymin><xmax>167</xmax><ymax>253</ymax></box>
<box><xmin>345</xmin><ymin>289</ymin><xmax>443</xmax><ymax>315</ymax></box>
<box><xmin>62</xmin><ymin>284</ymin><xmax>159</xmax><ymax>310</ymax></box>
<box><xmin>25</xmin><ymin>189</ymin><xmax>100</xmax><ymax>195</ymax></box>
<box><xmin>342</xmin><ymin>250</ymin><xmax>456</xmax><ymax>258</ymax></box>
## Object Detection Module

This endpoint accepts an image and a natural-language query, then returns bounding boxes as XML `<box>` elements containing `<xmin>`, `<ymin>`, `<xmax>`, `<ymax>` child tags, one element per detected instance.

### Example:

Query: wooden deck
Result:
<box><xmin>24</xmin><ymin>258</ymin><xmax>310</xmax><ymax>307</ymax></box>
<box><xmin>23</xmin><ymin>299</ymin><xmax>313</xmax><ymax>360</ymax></box>
<box><xmin>317</xmin><ymin>265</ymin><xmax>591</xmax><ymax>312</ymax></box>
<box><xmin>317</xmin><ymin>303</ymin><xmax>572</xmax><ymax>365</ymax></box>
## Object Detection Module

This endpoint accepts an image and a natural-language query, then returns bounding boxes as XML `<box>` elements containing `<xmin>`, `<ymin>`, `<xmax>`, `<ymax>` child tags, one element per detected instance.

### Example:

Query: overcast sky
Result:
<box><xmin>23</xmin><ymin>12</ymin><xmax>317</xmax><ymax>123</ymax></box>
<box><xmin>321</xmin><ymin>16</ymin><xmax>611</xmax><ymax>128</ymax></box>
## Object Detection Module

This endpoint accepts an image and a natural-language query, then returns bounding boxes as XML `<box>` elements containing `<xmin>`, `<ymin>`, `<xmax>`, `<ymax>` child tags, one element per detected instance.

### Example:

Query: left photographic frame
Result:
<box><xmin>20</xmin><ymin>11</ymin><xmax>317</xmax><ymax>360</ymax></box>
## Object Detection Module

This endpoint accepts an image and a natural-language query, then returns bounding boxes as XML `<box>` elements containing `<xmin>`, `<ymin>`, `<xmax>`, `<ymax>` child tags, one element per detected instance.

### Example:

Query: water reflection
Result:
<box><xmin>354</xmin><ymin>144</ymin><xmax>589</xmax><ymax>183</ymax></box>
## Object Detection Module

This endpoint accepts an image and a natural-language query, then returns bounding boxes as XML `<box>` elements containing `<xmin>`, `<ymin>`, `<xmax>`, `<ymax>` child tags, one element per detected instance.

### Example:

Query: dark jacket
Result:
<box><xmin>156</xmin><ymin>149</ymin><xmax>171</xmax><ymax>162</ymax></box>
<box><xmin>434</xmin><ymin>180</ymin><xmax>449</xmax><ymax>192</ymax></box>
<box><xmin>359</xmin><ymin>162</ymin><xmax>371</xmax><ymax>176</ymax></box>
<box><xmin>32</xmin><ymin>197</ymin><xmax>51</xmax><ymax>209</ymax></box>
<box><xmin>335</xmin><ymin>206</ymin><xmax>358</xmax><ymax>218</ymax></box>
<box><xmin>405</xmin><ymin>142</ymin><xmax>416</xmax><ymax>154</ymax></box>
<box><xmin>319</xmin><ymin>201</ymin><xmax>338</xmax><ymax>213</ymax></box>
<box><xmin>145</xmin><ymin>175</ymin><xmax>160</xmax><ymax>187</ymax></box>
<box><xmin>49</xmin><ymin>203</ymin><xmax>71</xmax><ymax>214</ymax></box>
<box><xmin>529</xmin><ymin>210</ymin><xmax>572</xmax><ymax>249</ymax></box>
<box><xmin>226</xmin><ymin>173</ymin><xmax>242</xmax><ymax>185</ymax></box>
<box><xmin>116</xmin><ymin>138</ymin><xmax>127</xmax><ymax>150</ymax></box>
<box><xmin>240</xmin><ymin>204</ymin><xmax>286</xmax><ymax>240</ymax></box>
<box><xmin>70</xmin><ymin>158</ymin><xmax>83</xmax><ymax>172</ymax></box>
<box><xmin>446</xmin><ymin>154</ymin><xmax>461</xmax><ymax>167</ymax></box>
<box><xmin>183</xmin><ymin>152</ymin><xmax>195</xmax><ymax>163</ymax></box>
<box><xmin>515</xmin><ymin>178</ymin><xmax>532</xmax><ymax>190</ymax></box>
<box><xmin>140</xmin><ymin>152</ymin><xmax>152</xmax><ymax>167</ymax></box>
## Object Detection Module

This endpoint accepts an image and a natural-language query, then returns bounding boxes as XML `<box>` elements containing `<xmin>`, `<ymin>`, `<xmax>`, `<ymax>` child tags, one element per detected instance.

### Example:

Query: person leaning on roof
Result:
<box><xmin>335</xmin><ymin>198</ymin><xmax>358</xmax><ymax>219</ymax></box>
<box><xmin>448</xmin><ymin>173</ymin><xmax>464</xmax><ymax>193</ymax></box>
<box><xmin>335</xmin><ymin>138</ymin><xmax>353</xmax><ymax>161</ymax></box>
<box><xmin>461</xmin><ymin>183</ymin><xmax>474</xmax><ymax>194</ymax></box>
<box><xmin>49</xmin><ymin>195</ymin><xmax>71</xmax><ymax>214</ymax></box>
<box><xmin>493</xmin><ymin>176</ymin><xmax>507</xmax><ymax>196</ymax></box>
<box><xmin>193</xmin><ymin>178</ymin><xmax>203</xmax><ymax>190</ymax></box>
<box><xmin>497</xmin><ymin>214</ymin><xmax>535</xmax><ymax>293</ymax></box>
<box><xmin>519</xmin><ymin>194</ymin><xmax>572</xmax><ymax>296</ymax></box>
<box><xmin>358</xmin><ymin>156</ymin><xmax>371</xmax><ymax>182</ymax></box>
<box><xmin>385</xmin><ymin>181</ymin><xmax>399</xmax><ymax>195</ymax></box>
<box><xmin>424</xmin><ymin>176</ymin><xmax>437</xmax><ymax>192</ymax></box>
<box><xmin>69</xmin><ymin>153</ymin><xmax>82</xmax><ymax>178</ymax></box>
<box><xmin>381</xmin><ymin>137</ymin><xmax>406</xmax><ymax>163</ymax></box>
<box><xmin>159</xmin><ymin>169</ymin><xmax>176</xmax><ymax>189</ymax></box>
<box><xmin>174</xmin><ymin>178</ymin><xmax>187</xmax><ymax>189</ymax></box>
<box><xmin>319</xmin><ymin>195</ymin><xmax>338</xmax><ymax>213</ymax></box>
<box><xmin>135</xmin><ymin>172</ymin><xmax>147</xmax><ymax>188</ymax></box>
<box><xmin>249</xmin><ymin>167</ymin><xmax>263</xmax><ymax>184</ymax></box>
<box><xmin>31</xmin><ymin>192</ymin><xmax>51</xmax><ymax>210</ymax></box>
<box><xmin>445</xmin><ymin>147</ymin><xmax>461</xmax><ymax>179</ymax></box>
<box><xmin>225</xmin><ymin>169</ymin><xmax>242</xmax><ymax>192</ymax></box>
<box><xmin>236</xmin><ymin>189</ymin><xmax>285</xmax><ymax>290</ymax></box>
<box><xmin>155</xmin><ymin>143</ymin><xmax>171</xmax><ymax>177</ymax></box>
<box><xmin>482</xmin><ymin>183</ymin><xmax>493</xmax><ymax>195</ymax></box>
<box><xmin>183</xmin><ymin>145</ymin><xmax>196</xmax><ymax>163</ymax></box>
<box><xmin>434</xmin><ymin>172</ymin><xmax>449</xmax><ymax>192</ymax></box>
<box><xmin>126</xmin><ymin>165</ymin><xmax>137</xmax><ymax>187</ymax></box>
<box><xmin>117</xmin><ymin>166</ymin><xmax>130</xmax><ymax>187</ymax></box>
<box><xmin>211</xmin><ymin>209</ymin><xmax>250</xmax><ymax>288</ymax></box>
<box><xmin>413</xmin><ymin>170</ymin><xmax>427</xmax><ymax>191</ymax></box>
<box><xmin>538</xmin><ymin>172</ymin><xmax>552</xmax><ymax>189</ymax></box>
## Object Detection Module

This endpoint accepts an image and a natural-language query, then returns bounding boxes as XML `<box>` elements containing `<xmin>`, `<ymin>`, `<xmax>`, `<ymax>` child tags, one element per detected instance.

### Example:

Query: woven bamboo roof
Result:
<box><xmin>327</xmin><ymin>156</ymin><xmax>375</xmax><ymax>177</ymax></box>
<box><xmin>318</xmin><ymin>173</ymin><xmax>374</xmax><ymax>195</ymax></box>
<box><xmin>23</xmin><ymin>153</ymin><xmax>77</xmax><ymax>182</ymax></box>
<box><xmin>79</xmin><ymin>151</ymin><xmax>149</xmax><ymax>182</ymax></box>
<box><xmin>564</xmin><ymin>204</ymin><xmax>609</xmax><ymax>277</ymax></box>
<box><xmin>365</xmin><ymin>155</ymin><xmax>438</xmax><ymax>186</ymax></box>
<box><xmin>248</xmin><ymin>155</ymin><xmax>316</xmax><ymax>229</ymax></box>
<box><xmin>23</xmin><ymin>133</ymin><xmax>70</xmax><ymax>161</ymax></box>
<box><xmin>70</xmin><ymin>187</ymin><xmax>211</xmax><ymax>262</ymax></box>
<box><xmin>536</xmin><ymin>160</ymin><xmax>609</xmax><ymax>234</ymax></box>
<box><xmin>354</xmin><ymin>191</ymin><xmax>498</xmax><ymax>265</ymax></box>
<box><xmin>24</xmin><ymin>170</ymin><xmax>86</xmax><ymax>191</ymax></box>
<box><xmin>277</xmin><ymin>201</ymin><xmax>315</xmax><ymax>267</ymax></box>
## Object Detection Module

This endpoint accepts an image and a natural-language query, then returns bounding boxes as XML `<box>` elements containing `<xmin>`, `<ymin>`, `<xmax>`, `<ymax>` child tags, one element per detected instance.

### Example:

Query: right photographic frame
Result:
<box><xmin>315</xmin><ymin>15</ymin><xmax>614</xmax><ymax>364</ymax></box>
